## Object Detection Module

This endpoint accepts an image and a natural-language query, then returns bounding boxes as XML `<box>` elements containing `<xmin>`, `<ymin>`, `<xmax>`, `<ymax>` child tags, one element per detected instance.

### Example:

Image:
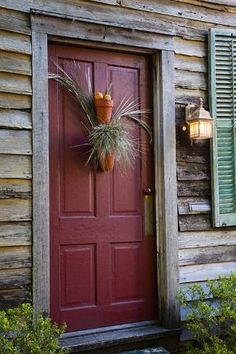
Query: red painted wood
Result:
<box><xmin>49</xmin><ymin>44</ymin><xmax>157</xmax><ymax>331</ymax></box>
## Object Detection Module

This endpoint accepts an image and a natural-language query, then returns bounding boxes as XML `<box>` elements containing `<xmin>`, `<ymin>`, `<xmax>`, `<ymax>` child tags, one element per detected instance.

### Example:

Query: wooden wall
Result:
<box><xmin>0</xmin><ymin>8</ymin><xmax>32</xmax><ymax>307</ymax></box>
<box><xmin>0</xmin><ymin>0</ymin><xmax>236</xmax><ymax>313</ymax></box>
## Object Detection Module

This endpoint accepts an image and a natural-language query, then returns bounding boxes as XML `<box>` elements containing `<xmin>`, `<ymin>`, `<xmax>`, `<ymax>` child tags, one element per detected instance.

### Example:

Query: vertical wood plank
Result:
<box><xmin>155</xmin><ymin>50</ymin><xmax>179</xmax><ymax>328</ymax></box>
<box><xmin>32</xmin><ymin>30</ymin><xmax>49</xmax><ymax>315</ymax></box>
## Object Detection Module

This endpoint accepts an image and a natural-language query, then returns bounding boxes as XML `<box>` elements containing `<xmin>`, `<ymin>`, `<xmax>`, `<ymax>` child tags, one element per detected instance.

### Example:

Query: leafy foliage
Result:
<box><xmin>0</xmin><ymin>303</ymin><xmax>67</xmax><ymax>354</ymax></box>
<box><xmin>178</xmin><ymin>274</ymin><xmax>236</xmax><ymax>354</ymax></box>
<box><xmin>88</xmin><ymin>119</ymin><xmax>137</xmax><ymax>166</ymax></box>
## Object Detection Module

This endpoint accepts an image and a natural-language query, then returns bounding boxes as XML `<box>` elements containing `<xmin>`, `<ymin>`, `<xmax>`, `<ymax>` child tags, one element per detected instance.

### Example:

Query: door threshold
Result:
<box><xmin>60</xmin><ymin>321</ymin><xmax>180</xmax><ymax>353</ymax></box>
<box><xmin>63</xmin><ymin>320</ymin><xmax>159</xmax><ymax>338</ymax></box>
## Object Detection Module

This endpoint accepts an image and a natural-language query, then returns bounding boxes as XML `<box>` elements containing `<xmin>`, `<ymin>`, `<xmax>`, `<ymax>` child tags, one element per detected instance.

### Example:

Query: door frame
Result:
<box><xmin>31</xmin><ymin>9</ymin><xmax>179</xmax><ymax>328</ymax></box>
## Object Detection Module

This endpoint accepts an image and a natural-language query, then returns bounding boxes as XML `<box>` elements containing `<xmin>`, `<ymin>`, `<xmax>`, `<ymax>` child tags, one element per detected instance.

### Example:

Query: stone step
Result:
<box><xmin>120</xmin><ymin>346</ymin><xmax>170</xmax><ymax>353</ymax></box>
<box><xmin>60</xmin><ymin>321</ymin><xmax>180</xmax><ymax>353</ymax></box>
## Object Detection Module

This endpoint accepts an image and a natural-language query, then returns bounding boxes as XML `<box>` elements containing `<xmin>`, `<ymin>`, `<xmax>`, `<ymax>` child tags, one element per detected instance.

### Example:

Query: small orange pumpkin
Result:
<box><xmin>94</xmin><ymin>91</ymin><xmax>103</xmax><ymax>100</ymax></box>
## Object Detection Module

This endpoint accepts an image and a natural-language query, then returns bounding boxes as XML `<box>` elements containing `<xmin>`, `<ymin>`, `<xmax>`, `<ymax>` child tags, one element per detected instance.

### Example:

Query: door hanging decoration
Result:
<box><xmin>49</xmin><ymin>65</ymin><xmax>152</xmax><ymax>172</ymax></box>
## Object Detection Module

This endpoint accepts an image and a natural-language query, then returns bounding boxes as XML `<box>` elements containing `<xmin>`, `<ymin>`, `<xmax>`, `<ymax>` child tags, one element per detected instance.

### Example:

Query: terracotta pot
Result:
<box><xmin>95</xmin><ymin>98</ymin><xmax>114</xmax><ymax>124</ymax></box>
<box><xmin>99</xmin><ymin>152</ymin><xmax>115</xmax><ymax>171</ymax></box>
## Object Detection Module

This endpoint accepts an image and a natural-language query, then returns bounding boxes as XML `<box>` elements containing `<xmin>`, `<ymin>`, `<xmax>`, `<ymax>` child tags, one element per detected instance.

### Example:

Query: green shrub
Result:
<box><xmin>0</xmin><ymin>303</ymin><xmax>67</xmax><ymax>353</ymax></box>
<box><xmin>178</xmin><ymin>273</ymin><xmax>236</xmax><ymax>354</ymax></box>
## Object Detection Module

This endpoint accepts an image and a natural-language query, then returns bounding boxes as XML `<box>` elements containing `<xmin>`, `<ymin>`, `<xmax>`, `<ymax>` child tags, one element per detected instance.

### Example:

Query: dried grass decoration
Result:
<box><xmin>49</xmin><ymin>65</ymin><xmax>152</xmax><ymax>172</ymax></box>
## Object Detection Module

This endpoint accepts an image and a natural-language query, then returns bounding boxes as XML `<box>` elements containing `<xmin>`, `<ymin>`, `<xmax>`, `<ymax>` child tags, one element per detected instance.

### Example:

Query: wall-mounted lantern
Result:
<box><xmin>183</xmin><ymin>98</ymin><xmax>214</xmax><ymax>140</ymax></box>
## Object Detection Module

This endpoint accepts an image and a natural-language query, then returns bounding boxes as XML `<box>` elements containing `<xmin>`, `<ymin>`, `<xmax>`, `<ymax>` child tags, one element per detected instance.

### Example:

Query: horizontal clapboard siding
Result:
<box><xmin>0</xmin><ymin>7</ymin><xmax>30</xmax><ymax>34</ymax></box>
<box><xmin>179</xmin><ymin>230</ymin><xmax>236</xmax><ymax>248</ymax></box>
<box><xmin>0</xmin><ymin>72</ymin><xmax>32</xmax><ymax>95</ymax></box>
<box><xmin>0</xmin><ymin>51</ymin><xmax>31</xmax><ymax>76</ymax></box>
<box><xmin>0</xmin><ymin>0</ymin><xmax>236</xmax><ymax>318</ymax></box>
<box><xmin>0</xmin><ymin>130</ymin><xmax>32</xmax><ymax>155</ymax></box>
<box><xmin>0</xmin><ymin>179</ymin><xmax>31</xmax><ymax>199</ymax></box>
<box><xmin>0</xmin><ymin>29</ymin><xmax>31</xmax><ymax>54</ymax></box>
<box><xmin>0</xmin><ymin>109</ymin><xmax>31</xmax><ymax>129</ymax></box>
<box><xmin>0</xmin><ymin>223</ymin><xmax>31</xmax><ymax>246</ymax></box>
<box><xmin>180</xmin><ymin>262</ymin><xmax>236</xmax><ymax>283</ymax></box>
<box><xmin>0</xmin><ymin>268</ymin><xmax>31</xmax><ymax>289</ymax></box>
<box><xmin>0</xmin><ymin>288</ymin><xmax>29</xmax><ymax>309</ymax></box>
<box><xmin>0</xmin><ymin>6</ymin><xmax>33</xmax><ymax>312</ymax></box>
<box><xmin>0</xmin><ymin>246</ymin><xmax>32</xmax><ymax>269</ymax></box>
<box><xmin>0</xmin><ymin>199</ymin><xmax>32</xmax><ymax>222</ymax></box>
<box><xmin>0</xmin><ymin>92</ymin><xmax>31</xmax><ymax>109</ymax></box>
<box><xmin>0</xmin><ymin>155</ymin><xmax>32</xmax><ymax>179</ymax></box>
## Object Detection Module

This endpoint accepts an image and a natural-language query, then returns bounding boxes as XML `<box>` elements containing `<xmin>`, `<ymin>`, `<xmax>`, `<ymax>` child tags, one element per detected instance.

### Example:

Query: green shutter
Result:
<box><xmin>209</xmin><ymin>29</ymin><xmax>236</xmax><ymax>227</ymax></box>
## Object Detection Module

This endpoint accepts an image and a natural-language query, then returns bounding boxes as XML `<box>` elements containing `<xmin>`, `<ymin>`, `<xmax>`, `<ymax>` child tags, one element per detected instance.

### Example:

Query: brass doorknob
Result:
<box><xmin>143</xmin><ymin>188</ymin><xmax>152</xmax><ymax>195</ymax></box>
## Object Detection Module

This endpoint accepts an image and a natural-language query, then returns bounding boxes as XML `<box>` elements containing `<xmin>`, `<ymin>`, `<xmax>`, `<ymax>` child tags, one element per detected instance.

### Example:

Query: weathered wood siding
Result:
<box><xmin>0</xmin><ymin>7</ymin><xmax>32</xmax><ymax>307</ymax></box>
<box><xmin>0</xmin><ymin>0</ymin><xmax>236</xmax><ymax>314</ymax></box>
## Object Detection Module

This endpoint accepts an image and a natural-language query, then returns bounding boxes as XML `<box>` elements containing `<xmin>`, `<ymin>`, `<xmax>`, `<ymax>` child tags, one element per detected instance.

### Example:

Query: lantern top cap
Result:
<box><xmin>188</xmin><ymin>98</ymin><xmax>213</xmax><ymax>121</ymax></box>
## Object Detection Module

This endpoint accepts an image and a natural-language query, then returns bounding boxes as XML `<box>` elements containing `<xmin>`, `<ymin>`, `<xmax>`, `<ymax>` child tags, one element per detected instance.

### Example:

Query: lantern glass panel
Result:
<box><xmin>189</xmin><ymin>121</ymin><xmax>200</xmax><ymax>139</ymax></box>
<box><xmin>189</xmin><ymin>120</ymin><xmax>213</xmax><ymax>139</ymax></box>
<box><xmin>199</xmin><ymin>120</ymin><xmax>212</xmax><ymax>139</ymax></box>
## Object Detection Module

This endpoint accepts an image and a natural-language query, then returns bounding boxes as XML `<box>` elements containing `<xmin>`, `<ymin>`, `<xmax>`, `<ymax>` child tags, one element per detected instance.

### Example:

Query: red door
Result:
<box><xmin>49</xmin><ymin>44</ymin><xmax>157</xmax><ymax>332</ymax></box>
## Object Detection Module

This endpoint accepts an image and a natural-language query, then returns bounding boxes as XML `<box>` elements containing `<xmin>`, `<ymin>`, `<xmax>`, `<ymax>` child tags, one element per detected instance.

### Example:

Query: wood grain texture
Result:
<box><xmin>176</xmin><ymin>144</ymin><xmax>210</xmax><ymax>164</ymax></box>
<box><xmin>180</xmin><ymin>262</ymin><xmax>236</xmax><ymax>283</ymax></box>
<box><xmin>0</xmin><ymin>72</ymin><xmax>32</xmax><ymax>95</ymax></box>
<box><xmin>32</xmin><ymin>13</ymin><xmax>174</xmax><ymax>51</ymax></box>
<box><xmin>175</xmin><ymin>55</ymin><xmax>207</xmax><ymax>73</ymax></box>
<box><xmin>0</xmin><ymin>51</ymin><xmax>31</xmax><ymax>76</ymax></box>
<box><xmin>0</xmin><ymin>246</ymin><xmax>31</xmax><ymax>269</ymax></box>
<box><xmin>0</xmin><ymin>222</ymin><xmax>31</xmax><ymax>246</ymax></box>
<box><xmin>179</xmin><ymin>214</ymin><xmax>211</xmax><ymax>231</ymax></box>
<box><xmin>174</xmin><ymin>38</ymin><xmax>207</xmax><ymax>57</ymax></box>
<box><xmin>0</xmin><ymin>198</ymin><xmax>32</xmax><ymax>221</ymax></box>
<box><xmin>177</xmin><ymin>162</ymin><xmax>210</xmax><ymax>181</ymax></box>
<box><xmin>156</xmin><ymin>51</ymin><xmax>179</xmax><ymax>327</ymax></box>
<box><xmin>0</xmin><ymin>130</ymin><xmax>32</xmax><ymax>155</ymax></box>
<box><xmin>88</xmin><ymin>0</ymin><xmax>236</xmax><ymax>26</ymax></box>
<box><xmin>0</xmin><ymin>267</ymin><xmax>31</xmax><ymax>289</ymax></box>
<box><xmin>0</xmin><ymin>155</ymin><xmax>31</xmax><ymax>179</ymax></box>
<box><xmin>0</xmin><ymin>29</ymin><xmax>31</xmax><ymax>54</ymax></box>
<box><xmin>175</xmin><ymin>88</ymin><xmax>207</xmax><ymax>105</ymax></box>
<box><xmin>0</xmin><ymin>109</ymin><xmax>31</xmax><ymax>129</ymax></box>
<box><xmin>179</xmin><ymin>230</ymin><xmax>236</xmax><ymax>249</ymax></box>
<box><xmin>0</xmin><ymin>288</ymin><xmax>29</xmax><ymax>310</ymax></box>
<box><xmin>32</xmin><ymin>30</ymin><xmax>49</xmax><ymax>314</ymax></box>
<box><xmin>174</xmin><ymin>0</ymin><xmax>236</xmax><ymax>8</ymax></box>
<box><xmin>0</xmin><ymin>7</ymin><xmax>30</xmax><ymax>34</ymax></box>
<box><xmin>178</xmin><ymin>180</ymin><xmax>210</xmax><ymax>197</ymax></box>
<box><xmin>0</xmin><ymin>1</ymin><xmax>207</xmax><ymax>41</ymax></box>
<box><xmin>175</xmin><ymin>70</ymin><xmax>207</xmax><ymax>90</ymax></box>
<box><xmin>2</xmin><ymin>0</ymin><xmax>236</xmax><ymax>37</ymax></box>
<box><xmin>179</xmin><ymin>245</ymin><xmax>236</xmax><ymax>266</ymax></box>
<box><xmin>0</xmin><ymin>92</ymin><xmax>31</xmax><ymax>109</ymax></box>
<box><xmin>0</xmin><ymin>179</ymin><xmax>32</xmax><ymax>199</ymax></box>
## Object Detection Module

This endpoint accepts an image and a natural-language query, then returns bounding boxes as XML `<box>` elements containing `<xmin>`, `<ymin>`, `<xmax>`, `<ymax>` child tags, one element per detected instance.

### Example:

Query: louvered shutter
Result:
<box><xmin>209</xmin><ymin>29</ymin><xmax>236</xmax><ymax>227</ymax></box>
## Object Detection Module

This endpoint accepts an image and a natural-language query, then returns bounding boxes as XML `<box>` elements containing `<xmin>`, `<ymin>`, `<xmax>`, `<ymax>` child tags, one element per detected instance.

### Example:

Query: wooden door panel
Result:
<box><xmin>49</xmin><ymin>44</ymin><xmax>157</xmax><ymax>331</ymax></box>
<box><xmin>111</xmin><ymin>243</ymin><xmax>142</xmax><ymax>302</ymax></box>
<box><xmin>60</xmin><ymin>62</ymin><xmax>96</xmax><ymax>216</ymax></box>
<box><xmin>110</xmin><ymin>168</ymin><xmax>141</xmax><ymax>214</ymax></box>
<box><xmin>59</xmin><ymin>217</ymin><xmax>142</xmax><ymax>244</ymax></box>
<box><xmin>61</xmin><ymin>245</ymin><xmax>96</xmax><ymax>307</ymax></box>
